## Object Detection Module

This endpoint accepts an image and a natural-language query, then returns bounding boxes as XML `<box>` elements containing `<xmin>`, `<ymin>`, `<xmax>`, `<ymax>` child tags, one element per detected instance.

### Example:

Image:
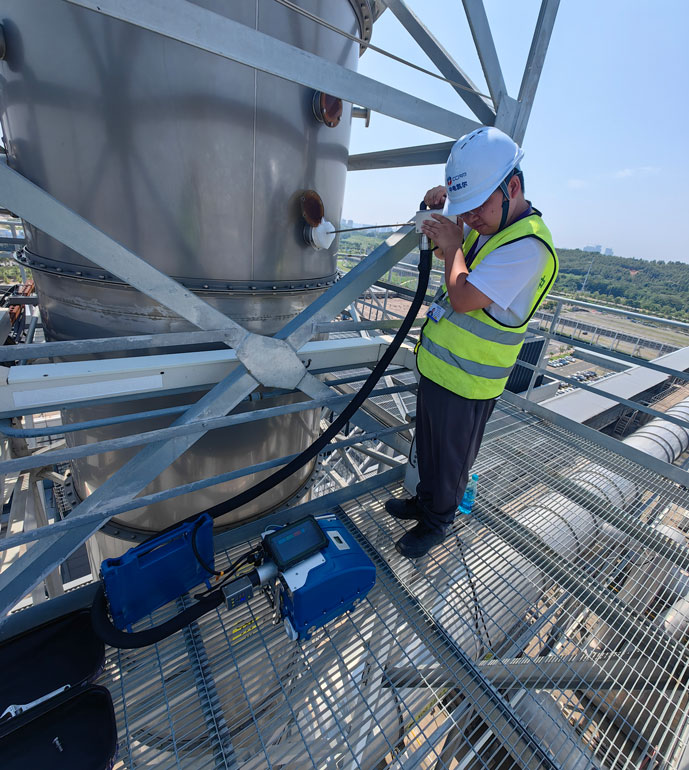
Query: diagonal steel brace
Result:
<box><xmin>0</xmin><ymin>226</ymin><xmax>417</xmax><ymax>621</ymax></box>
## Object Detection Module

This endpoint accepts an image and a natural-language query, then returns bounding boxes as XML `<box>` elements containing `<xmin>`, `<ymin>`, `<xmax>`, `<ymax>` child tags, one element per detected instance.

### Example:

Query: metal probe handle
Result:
<box><xmin>419</xmin><ymin>200</ymin><xmax>431</xmax><ymax>252</ymax></box>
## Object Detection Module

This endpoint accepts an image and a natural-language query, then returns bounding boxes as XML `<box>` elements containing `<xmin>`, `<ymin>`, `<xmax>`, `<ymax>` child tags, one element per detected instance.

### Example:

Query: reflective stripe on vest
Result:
<box><xmin>420</xmin><ymin>335</ymin><xmax>514</xmax><ymax>379</ymax></box>
<box><xmin>438</xmin><ymin>300</ymin><xmax>526</xmax><ymax>346</ymax></box>
<box><xmin>416</xmin><ymin>213</ymin><xmax>558</xmax><ymax>400</ymax></box>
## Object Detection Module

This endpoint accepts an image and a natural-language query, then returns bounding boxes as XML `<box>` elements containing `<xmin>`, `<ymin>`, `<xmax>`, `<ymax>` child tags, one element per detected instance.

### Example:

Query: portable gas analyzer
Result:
<box><xmin>93</xmin><ymin>513</ymin><xmax>376</xmax><ymax>647</ymax></box>
<box><xmin>260</xmin><ymin>514</ymin><xmax>376</xmax><ymax>639</ymax></box>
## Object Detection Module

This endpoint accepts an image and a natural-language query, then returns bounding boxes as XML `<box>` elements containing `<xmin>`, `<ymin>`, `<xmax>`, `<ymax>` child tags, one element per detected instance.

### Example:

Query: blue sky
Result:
<box><xmin>342</xmin><ymin>1</ymin><xmax>689</xmax><ymax>263</ymax></box>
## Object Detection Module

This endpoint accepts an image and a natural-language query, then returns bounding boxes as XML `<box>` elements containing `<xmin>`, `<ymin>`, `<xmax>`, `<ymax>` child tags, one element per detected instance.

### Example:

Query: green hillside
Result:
<box><xmin>554</xmin><ymin>249</ymin><xmax>689</xmax><ymax>320</ymax></box>
<box><xmin>337</xmin><ymin>232</ymin><xmax>388</xmax><ymax>255</ymax></box>
<box><xmin>338</xmin><ymin>233</ymin><xmax>689</xmax><ymax>322</ymax></box>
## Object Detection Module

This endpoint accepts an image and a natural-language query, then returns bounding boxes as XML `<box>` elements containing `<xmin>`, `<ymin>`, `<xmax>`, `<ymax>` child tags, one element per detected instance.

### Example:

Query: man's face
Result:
<box><xmin>460</xmin><ymin>188</ymin><xmax>506</xmax><ymax>235</ymax></box>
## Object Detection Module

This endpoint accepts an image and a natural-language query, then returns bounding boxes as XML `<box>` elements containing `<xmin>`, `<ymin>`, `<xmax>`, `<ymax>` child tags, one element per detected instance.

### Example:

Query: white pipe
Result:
<box><xmin>623</xmin><ymin>400</ymin><xmax>689</xmax><ymax>463</ymax></box>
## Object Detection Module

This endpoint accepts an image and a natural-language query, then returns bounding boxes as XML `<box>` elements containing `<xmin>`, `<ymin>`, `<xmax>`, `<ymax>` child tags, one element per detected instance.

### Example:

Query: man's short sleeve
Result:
<box><xmin>466</xmin><ymin>238</ymin><xmax>550</xmax><ymax>324</ymax></box>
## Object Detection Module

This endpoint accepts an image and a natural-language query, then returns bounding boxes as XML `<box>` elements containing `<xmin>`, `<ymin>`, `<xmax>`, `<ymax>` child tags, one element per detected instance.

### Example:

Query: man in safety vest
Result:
<box><xmin>386</xmin><ymin>126</ymin><xmax>558</xmax><ymax>558</ymax></box>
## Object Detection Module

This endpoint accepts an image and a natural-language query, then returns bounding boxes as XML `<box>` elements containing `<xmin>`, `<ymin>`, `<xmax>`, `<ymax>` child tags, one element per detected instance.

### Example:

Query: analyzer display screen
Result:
<box><xmin>263</xmin><ymin>516</ymin><xmax>328</xmax><ymax>570</ymax></box>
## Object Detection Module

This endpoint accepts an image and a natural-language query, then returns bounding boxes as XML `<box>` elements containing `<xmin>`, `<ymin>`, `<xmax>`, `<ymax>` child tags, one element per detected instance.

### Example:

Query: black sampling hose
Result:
<box><xmin>91</xmin><ymin>583</ymin><xmax>225</xmax><ymax>649</ymax></box>
<box><xmin>203</xmin><ymin>241</ymin><xmax>432</xmax><ymax>522</ymax></box>
<box><xmin>92</xmin><ymin>231</ymin><xmax>432</xmax><ymax>648</ymax></box>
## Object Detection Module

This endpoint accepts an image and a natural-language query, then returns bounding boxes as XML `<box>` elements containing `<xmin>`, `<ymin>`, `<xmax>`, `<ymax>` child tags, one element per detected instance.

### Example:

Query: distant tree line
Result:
<box><xmin>554</xmin><ymin>249</ymin><xmax>689</xmax><ymax>320</ymax></box>
<box><xmin>338</xmin><ymin>234</ymin><xmax>689</xmax><ymax>322</ymax></box>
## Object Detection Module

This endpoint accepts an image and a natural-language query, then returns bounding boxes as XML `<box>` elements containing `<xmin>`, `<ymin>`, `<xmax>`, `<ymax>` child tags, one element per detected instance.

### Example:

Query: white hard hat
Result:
<box><xmin>443</xmin><ymin>127</ymin><xmax>524</xmax><ymax>216</ymax></box>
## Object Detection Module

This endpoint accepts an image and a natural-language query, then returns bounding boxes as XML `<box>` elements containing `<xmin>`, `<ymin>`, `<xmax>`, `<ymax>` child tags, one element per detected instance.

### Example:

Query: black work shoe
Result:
<box><xmin>395</xmin><ymin>522</ymin><xmax>446</xmax><ymax>558</ymax></box>
<box><xmin>384</xmin><ymin>496</ymin><xmax>422</xmax><ymax>521</ymax></box>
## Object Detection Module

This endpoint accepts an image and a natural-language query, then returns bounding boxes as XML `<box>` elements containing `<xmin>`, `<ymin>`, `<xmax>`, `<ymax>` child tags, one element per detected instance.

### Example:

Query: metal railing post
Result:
<box><xmin>526</xmin><ymin>299</ymin><xmax>562</xmax><ymax>400</ymax></box>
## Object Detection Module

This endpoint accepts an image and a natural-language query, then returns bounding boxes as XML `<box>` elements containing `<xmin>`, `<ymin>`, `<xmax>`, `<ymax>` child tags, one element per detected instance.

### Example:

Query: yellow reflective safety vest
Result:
<box><xmin>416</xmin><ymin>212</ymin><xmax>558</xmax><ymax>400</ymax></box>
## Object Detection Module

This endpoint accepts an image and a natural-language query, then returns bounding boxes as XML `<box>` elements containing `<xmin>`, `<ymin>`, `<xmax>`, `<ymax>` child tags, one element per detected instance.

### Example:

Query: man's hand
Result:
<box><xmin>424</xmin><ymin>185</ymin><xmax>447</xmax><ymax>210</ymax></box>
<box><xmin>421</xmin><ymin>213</ymin><xmax>463</xmax><ymax>261</ymax></box>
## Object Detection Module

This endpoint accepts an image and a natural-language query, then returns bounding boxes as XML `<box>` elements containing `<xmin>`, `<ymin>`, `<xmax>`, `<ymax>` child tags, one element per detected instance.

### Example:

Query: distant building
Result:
<box><xmin>604</xmin><ymin>248</ymin><xmax>613</xmax><ymax>256</ymax></box>
<box><xmin>583</xmin><ymin>245</ymin><xmax>602</xmax><ymax>253</ymax></box>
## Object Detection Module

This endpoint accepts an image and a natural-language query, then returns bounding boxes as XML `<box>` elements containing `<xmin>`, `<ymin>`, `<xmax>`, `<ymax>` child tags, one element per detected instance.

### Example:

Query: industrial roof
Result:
<box><xmin>542</xmin><ymin>345</ymin><xmax>689</xmax><ymax>423</ymax></box>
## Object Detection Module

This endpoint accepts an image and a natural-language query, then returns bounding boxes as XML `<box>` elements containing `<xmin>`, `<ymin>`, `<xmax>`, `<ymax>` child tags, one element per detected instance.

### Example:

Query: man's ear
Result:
<box><xmin>508</xmin><ymin>174</ymin><xmax>522</xmax><ymax>198</ymax></box>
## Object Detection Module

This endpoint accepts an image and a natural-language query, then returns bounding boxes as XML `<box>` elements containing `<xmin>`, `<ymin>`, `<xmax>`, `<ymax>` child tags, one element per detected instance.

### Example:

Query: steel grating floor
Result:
<box><xmin>97</xmin><ymin>401</ymin><xmax>689</xmax><ymax>769</ymax></box>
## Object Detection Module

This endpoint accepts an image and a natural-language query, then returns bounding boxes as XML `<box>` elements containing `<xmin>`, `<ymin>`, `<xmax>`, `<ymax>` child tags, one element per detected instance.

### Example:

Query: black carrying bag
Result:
<box><xmin>0</xmin><ymin>685</ymin><xmax>117</xmax><ymax>769</ymax></box>
<box><xmin>0</xmin><ymin>609</ymin><xmax>118</xmax><ymax>769</ymax></box>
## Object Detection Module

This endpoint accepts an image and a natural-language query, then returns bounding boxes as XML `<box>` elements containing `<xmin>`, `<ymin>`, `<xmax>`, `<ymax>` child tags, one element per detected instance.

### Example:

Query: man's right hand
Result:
<box><xmin>420</xmin><ymin>214</ymin><xmax>463</xmax><ymax>262</ymax></box>
<box><xmin>424</xmin><ymin>185</ymin><xmax>447</xmax><ymax>210</ymax></box>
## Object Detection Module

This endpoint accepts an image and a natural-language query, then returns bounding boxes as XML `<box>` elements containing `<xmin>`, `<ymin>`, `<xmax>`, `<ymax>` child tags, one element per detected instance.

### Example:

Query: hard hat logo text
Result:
<box><xmin>447</xmin><ymin>173</ymin><xmax>468</xmax><ymax>193</ymax></box>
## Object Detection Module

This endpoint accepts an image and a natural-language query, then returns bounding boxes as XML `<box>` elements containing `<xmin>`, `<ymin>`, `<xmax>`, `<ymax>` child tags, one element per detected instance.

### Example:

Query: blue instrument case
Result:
<box><xmin>100</xmin><ymin>513</ymin><xmax>214</xmax><ymax>629</ymax></box>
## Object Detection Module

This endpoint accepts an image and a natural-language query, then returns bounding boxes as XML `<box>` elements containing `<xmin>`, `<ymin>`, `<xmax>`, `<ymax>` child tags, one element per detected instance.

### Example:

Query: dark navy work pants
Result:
<box><xmin>415</xmin><ymin>375</ymin><xmax>495</xmax><ymax>534</ymax></box>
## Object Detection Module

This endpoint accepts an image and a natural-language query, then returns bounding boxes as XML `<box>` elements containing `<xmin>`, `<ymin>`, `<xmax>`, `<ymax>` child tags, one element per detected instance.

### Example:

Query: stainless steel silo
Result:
<box><xmin>0</xmin><ymin>0</ymin><xmax>372</xmax><ymax>537</ymax></box>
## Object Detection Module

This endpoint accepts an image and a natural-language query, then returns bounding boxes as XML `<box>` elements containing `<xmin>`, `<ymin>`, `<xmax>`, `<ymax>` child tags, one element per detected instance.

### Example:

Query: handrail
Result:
<box><xmin>547</xmin><ymin>294</ymin><xmax>689</xmax><ymax>331</ymax></box>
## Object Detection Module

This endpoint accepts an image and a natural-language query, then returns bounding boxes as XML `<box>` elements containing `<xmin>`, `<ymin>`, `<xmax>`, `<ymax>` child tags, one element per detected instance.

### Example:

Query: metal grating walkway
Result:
<box><xmin>97</xmin><ymin>401</ymin><xmax>689</xmax><ymax>769</ymax></box>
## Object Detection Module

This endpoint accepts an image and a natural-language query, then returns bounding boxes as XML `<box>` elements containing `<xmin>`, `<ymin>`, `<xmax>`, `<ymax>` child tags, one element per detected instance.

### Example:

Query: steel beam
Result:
<box><xmin>347</xmin><ymin>142</ymin><xmax>454</xmax><ymax>171</ymax></box>
<box><xmin>0</xmin><ymin>423</ymin><xmax>412</xmax><ymax>554</ymax></box>
<box><xmin>0</xmin><ymin>163</ymin><xmax>248</xmax><ymax>345</ymax></box>
<box><xmin>475</xmin><ymin>501</ymin><xmax>689</xmax><ymax>688</ymax></box>
<box><xmin>385</xmin><ymin>650</ymin><xmax>684</xmax><ymax>693</ymax></box>
<box><xmin>298</xmin><ymin>374</ymin><xmax>411</xmax><ymax>457</ymax></box>
<box><xmin>178</xmin><ymin>595</ymin><xmax>238</xmax><ymax>769</ymax></box>
<box><xmin>535</xmin><ymin>327</ymin><xmax>689</xmax><ymax>382</ymax></box>
<box><xmin>0</xmin><ymin>295</ymin><xmax>37</xmax><ymax>305</ymax></box>
<box><xmin>511</xmin><ymin>449</ymin><xmax>689</xmax><ymax>576</ymax></box>
<box><xmin>279</xmin><ymin>229</ymin><xmax>417</xmax><ymax>350</ymax></box>
<box><xmin>512</xmin><ymin>0</ymin><xmax>561</xmax><ymax>144</ymax></box>
<box><xmin>0</xmin><ymin>330</ymin><xmax>237</xmax><ymax>364</ymax></box>
<box><xmin>461</xmin><ymin>0</ymin><xmax>508</xmax><ymax>109</ymax></box>
<box><xmin>0</xmin><ymin>368</ymin><xmax>259</xmax><ymax>621</ymax></box>
<box><xmin>323</xmin><ymin>373</ymin><xmax>413</xmax><ymax>444</ymax></box>
<box><xmin>381</xmin><ymin>0</ymin><xmax>495</xmax><ymax>124</ymax></box>
<box><xmin>0</xmin><ymin>383</ymin><xmax>413</xmax><ymax>478</ymax></box>
<box><xmin>66</xmin><ymin>0</ymin><xmax>480</xmax><ymax>140</ymax></box>
<box><xmin>347</xmin><ymin>442</ymin><xmax>404</xmax><ymax>468</ymax></box>
<box><xmin>338</xmin><ymin>509</ymin><xmax>562</xmax><ymax>770</ymax></box>
<box><xmin>513</xmin><ymin>358</ymin><xmax>689</xmax><ymax>433</ymax></box>
<box><xmin>313</xmin><ymin>318</ymin><xmax>426</xmax><ymax>334</ymax></box>
<box><xmin>0</xmin><ymin>337</ymin><xmax>400</xmax><ymax>417</ymax></box>
<box><xmin>0</xmin><ymin>469</ymin><xmax>406</xmax><ymax>641</ymax></box>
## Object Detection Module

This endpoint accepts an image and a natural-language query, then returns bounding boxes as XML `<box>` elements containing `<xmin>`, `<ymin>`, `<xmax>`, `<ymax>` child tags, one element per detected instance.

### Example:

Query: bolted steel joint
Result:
<box><xmin>235</xmin><ymin>333</ymin><xmax>307</xmax><ymax>390</ymax></box>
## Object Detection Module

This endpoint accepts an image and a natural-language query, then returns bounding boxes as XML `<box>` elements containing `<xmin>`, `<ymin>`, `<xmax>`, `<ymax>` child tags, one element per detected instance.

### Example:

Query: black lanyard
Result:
<box><xmin>464</xmin><ymin>237</ymin><xmax>482</xmax><ymax>268</ymax></box>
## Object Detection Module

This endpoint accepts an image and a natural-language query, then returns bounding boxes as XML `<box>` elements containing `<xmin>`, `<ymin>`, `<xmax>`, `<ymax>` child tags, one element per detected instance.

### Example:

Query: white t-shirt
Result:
<box><xmin>463</xmin><ymin>227</ymin><xmax>550</xmax><ymax>326</ymax></box>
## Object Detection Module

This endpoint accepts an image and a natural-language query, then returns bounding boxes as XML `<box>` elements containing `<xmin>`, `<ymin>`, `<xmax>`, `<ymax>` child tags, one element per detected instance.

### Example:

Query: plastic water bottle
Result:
<box><xmin>458</xmin><ymin>473</ymin><xmax>479</xmax><ymax>515</ymax></box>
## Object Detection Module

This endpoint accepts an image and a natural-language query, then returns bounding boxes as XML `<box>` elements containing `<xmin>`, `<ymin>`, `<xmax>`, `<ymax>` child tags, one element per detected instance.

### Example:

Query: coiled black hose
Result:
<box><xmin>91</xmin><ymin>583</ymin><xmax>225</xmax><ymax>649</ymax></box>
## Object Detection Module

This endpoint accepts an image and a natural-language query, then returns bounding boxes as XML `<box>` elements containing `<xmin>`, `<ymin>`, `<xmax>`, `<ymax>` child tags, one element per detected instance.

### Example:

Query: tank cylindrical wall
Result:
<box><xmin>0</xmin><ymin>0</ymin><xmax>370</xmax><ymax>532</ymax></box>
